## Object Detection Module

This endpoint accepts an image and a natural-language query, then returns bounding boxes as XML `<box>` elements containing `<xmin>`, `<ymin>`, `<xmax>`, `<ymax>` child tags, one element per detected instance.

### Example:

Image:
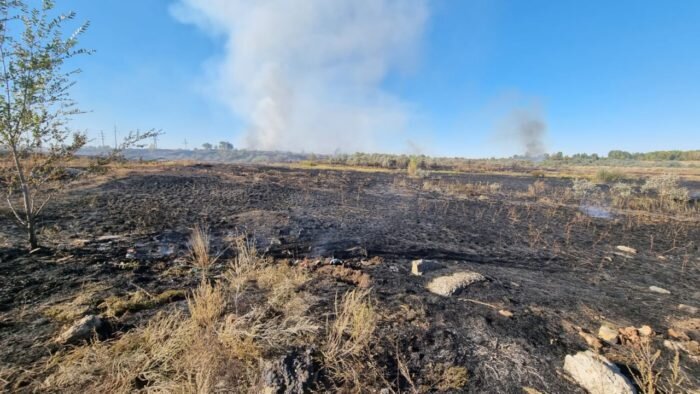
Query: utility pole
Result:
<box><xmin>152</xmin><ymin>134</ymin><xmax>158</xmax><ymax>150</ymax></box>
<box><xmin>183</xmin><ymin>138</ymin><xmax>188</xmax><ymax>150</ymax></box>
<box><xmin>113</xmin><ymin>124</ymin><xmax>117</xmax><ymax>150</ymax></box>
<box><xmin>100</xmin><ymin>130</ymin><xmax>105</xmax><ymax>148</ymax></box>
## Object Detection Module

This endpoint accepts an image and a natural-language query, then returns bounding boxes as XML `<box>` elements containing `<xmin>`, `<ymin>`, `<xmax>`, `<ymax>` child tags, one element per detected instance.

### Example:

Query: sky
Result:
<box><xmin>66</xmin><ymin>0</ymin><xmax>700</xmax><ymax>157</ymax></box>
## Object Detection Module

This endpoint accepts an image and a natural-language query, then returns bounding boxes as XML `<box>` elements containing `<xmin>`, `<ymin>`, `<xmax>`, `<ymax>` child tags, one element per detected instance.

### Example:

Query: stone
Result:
<box><xmin>411</xmin><ymin>259</ymin><xmax>443</xmax><ymax>276</ymax></box>
<box><xmin>578</xmin><ymin>331</ymin><xmax>603</xmax><ymax>350</ymax></box>
<box><xmin>679</xmin><ymin>304</ymin><xmax>698</xmax><ymax>315</ymax></box>
<box><xmin>598</xmin><ymin>325</ymin><xmax>619</xmax><ymax>343</ymax></box>
<box><xmin>426</xmin><ymin>271</ymin><xmax>486</xmax><ymax>296</ymax></box>
<box><xmin>563</xmin><ymin>351</ymin><xmax>636</xmax><ymax>394</ymax></box>
<box><xmin>498</xmin><ymin>309</ymin><xmax>514</xmax><ymax>318</ymax></box>
<box><xmin>616</xmin><ymin>245</ymin><xmax>637</xmax><ymax>254</ymax></box>
<box><xmin>618</xmin><ymin>327</ymin><xmax>641</xmax><ymax>346</ymax></box>
<box><xmin>649</xmin><ymin>286</ymin><xmax>671</xmax><ymax>295</ymax></box>
<box><xmin>55</xmin><ymin>315</ymin><xmax>104</xmax><ymax>345</ymax></box>
<box><xmin>638</xmin><ymin>325</ymin><xmax>653</xmax><ymax>337</ymax></box>
<box><xmin>261</xmin><ymin>348</ymin><xmax>314</xmax><ymax>394</ymax></box>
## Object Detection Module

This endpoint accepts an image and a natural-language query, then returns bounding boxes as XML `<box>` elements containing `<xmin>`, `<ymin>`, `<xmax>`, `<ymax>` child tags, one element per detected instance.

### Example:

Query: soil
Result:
<box><xmin>1</xmin><ymin>164</ymin><xmax>699</xmax><ymax>393</ymax></box>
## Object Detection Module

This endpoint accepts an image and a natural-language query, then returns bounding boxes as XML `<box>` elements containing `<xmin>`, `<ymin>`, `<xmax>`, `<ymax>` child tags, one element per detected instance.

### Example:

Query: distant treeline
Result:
<box><xmin>73</xmin><ymin>146</ymin><xmax>699</xmax><ymax>170</ymax></box>
<box><xmin>606</xmin><ymin>150</ymin><xmax>700</xmax><ymax>161</ymax></box>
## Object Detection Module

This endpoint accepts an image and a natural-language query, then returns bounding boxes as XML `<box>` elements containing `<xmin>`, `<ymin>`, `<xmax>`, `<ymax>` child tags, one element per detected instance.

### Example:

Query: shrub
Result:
<box><xmin>594</xmin><ymin>168</ymin><xmax>626</xmax><ymax>183</ymax></box>
<box><xmin>407</xmin><ymin>157</ymin><xmax>419</xmax><ymax>177</ymax></box>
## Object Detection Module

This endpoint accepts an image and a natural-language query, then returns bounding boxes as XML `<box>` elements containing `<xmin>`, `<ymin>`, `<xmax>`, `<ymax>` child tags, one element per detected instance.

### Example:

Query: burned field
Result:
<box><xmin>1</xmin><ymin>164</ymin><xmax>699</xmax><ymax>393</ymax></box>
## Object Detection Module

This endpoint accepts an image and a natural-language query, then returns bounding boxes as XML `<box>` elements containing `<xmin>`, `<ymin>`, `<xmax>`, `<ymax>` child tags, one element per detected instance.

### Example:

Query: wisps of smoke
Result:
<box><xmin>171</xmin><ymin>0</ymin><xmax>428</xmax><ymax>153</ymax></box>
<box><xmin>499</xmin><ymin>107</ymin><xmax>548</xmax><ymax>158</ymax></box>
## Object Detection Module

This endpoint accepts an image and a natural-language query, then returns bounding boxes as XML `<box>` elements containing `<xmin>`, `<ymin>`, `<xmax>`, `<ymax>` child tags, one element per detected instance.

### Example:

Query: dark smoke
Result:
<box><xmin>499</xmin><ymin>109</ymin><xmax>548</xmax><ymax>158</ymax></box>
<box><xmin>517</xmin><ymin>115</ymin><xmax>547</xmax><ymax>158</ymax></box>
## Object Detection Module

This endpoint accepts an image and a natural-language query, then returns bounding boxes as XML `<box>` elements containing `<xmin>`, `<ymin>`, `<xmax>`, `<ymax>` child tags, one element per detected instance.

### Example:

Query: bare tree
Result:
<box><xmin>0</xmin><ymin>0</ymin><xmax>89</xmax><ymax>249</ymax></box>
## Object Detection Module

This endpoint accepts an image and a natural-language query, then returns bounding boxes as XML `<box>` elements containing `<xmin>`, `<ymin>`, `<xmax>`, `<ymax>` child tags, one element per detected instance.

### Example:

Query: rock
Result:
<box><xmin>679</xmin><ymin>304</ymin><xmax>698</xmax><ymax>315</ymax></box>
<box><xmin>96</xmin><ymin>235</ymin><xmax>122</xmax><ymax>242</ymax></box>
<box><xmin>616</xmin><ymin>245</ymin><xmax>637</xmax><ymax>254</ymax></box>
<box><xmin>649</xmin><ymin>286</ymin><xmax>671</xmax><ymax>294</ymax></box>
<box><xmin>498</xmin><ymin>309</ymin><xmax>514</xmax><ymax>318</ymax></box>
<box><xmin>598</xmin><ymin>325</ymin><xmax>619</xmax><ymax>343</ymax></box>
<box><xmin>411</xmin><ymin>259</ymin><xmax>443</xmax><ymax>276</ymax></box>
<box><xmin>426</xmin><ymin>271</ymin><xmax>486</xmax><ymax>297</ymax></box>
<box><xmin>638</xmin><ymin>325</ymin><xmax>654</xmax><ymax>337</ymax></box>
<box><xmin>522</xmin><ymin>388</ymin><xmax>543</xmax><ymax>394</ymax></box>
<box><xmin>578</xmin><ymin>331</ymin><xmax>603</xmax><ymax>350</ymax></box>
<box><xmin>261</xmin><ymin>348</ymin><xmax>314</xmax><ymax>394</ymax></box>
<box><xmin>55</xmin><ymin>315</ymin><xmax>104</xmax><ymax>345</ymax></box>
<box><xmin>563</xmin><ymin>351</ymin><xmax>636</xmax><ymax>394</ymax></box>
<box><xmin>618</xmin><ymin>327</ymin><xmax>641</xmax><ymax>346</ymax></box>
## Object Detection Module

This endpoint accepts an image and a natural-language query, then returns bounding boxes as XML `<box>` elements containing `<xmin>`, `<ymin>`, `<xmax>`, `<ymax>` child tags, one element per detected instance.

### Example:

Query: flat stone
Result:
<box><xmin>55</xmin><ymin>315</ymin><xmax>104</xmax><ymax>345</ymax></box>
<box><xmin>411</xmin><ymin>259</ymin><xmax>443</xmax><ymax>276</ymax></box>
<box><xmin>498</xmin><ymin>309</ymin><xmax>514</xmax><ymax>318</ymax></box>
<box><xmin>616</xmin><ymin>245</ymin><xmax>637</xmax><ymax>254</ymax></box>
<box><xmin>564</xmin><ymin>351</ymin><xmax>635</xmax><ymax>394</ymax></box>
<box><xmin>426</xmin><ymin>271</ymin><xmax>486</xmax><ymax>296</ymax></box>
<box><xmin>649</xmin><ymin>286</ymin><xmax>671</xmax><ymax>295</ymax></box>
<box><xmin>598</xmin><ymin>325</ymin><xmax>619</xmax><ymax>343</ymax></box>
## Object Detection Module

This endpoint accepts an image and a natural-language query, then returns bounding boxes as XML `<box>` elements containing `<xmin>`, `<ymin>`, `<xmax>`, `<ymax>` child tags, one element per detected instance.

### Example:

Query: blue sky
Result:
<box><xmin>67</xmin><ymin>0</ymin><xmax>700</xmax><ymax>157</ymax></box>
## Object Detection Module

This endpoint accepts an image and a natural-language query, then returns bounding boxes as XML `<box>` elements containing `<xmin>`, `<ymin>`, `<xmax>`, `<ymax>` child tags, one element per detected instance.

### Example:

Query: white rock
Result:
<box><xmin>55</xmin><ymin>315</ymin><xmax>104</xmax><ymax>345</ymax></box>
<box><xmin>426</xmin><ymin>271</ymin><xmax>485</xmax><ymax>296</ymax></box>
<box><xmin>616</xmin><ymin>245</ymin><xmax>637</xmax><ymax>254</ymax></box>
<box><xmin>649</xmin><ymin>286</ymin><xmax>671</xmax><ymax>294</ymax></box>
<box><xmin>564</xmin><ymin>351</ymin><xmax>636</xmax><ymax>394</ymax></box>
<box><xmin>411</xmin><ymin>259</ymin><xmax>443</xmax><ymax>276</ymax></box>
<box><xmin>598</xmin><ymin>325</ymin><xmax>619</xmax><ymax>343</ymax></box>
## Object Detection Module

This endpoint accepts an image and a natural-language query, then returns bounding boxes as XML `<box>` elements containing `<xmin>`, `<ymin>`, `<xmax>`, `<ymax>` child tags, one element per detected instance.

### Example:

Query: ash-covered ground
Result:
<box><xmin>1</xmin><ymin>164</ymin><xmax>698</xmax><ymax>392</ymax></box>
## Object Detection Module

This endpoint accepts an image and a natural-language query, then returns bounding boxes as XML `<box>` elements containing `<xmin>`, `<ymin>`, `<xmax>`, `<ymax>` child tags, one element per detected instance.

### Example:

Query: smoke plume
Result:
<box><xmin>171</xmin><ymin>0</ymin><xmax>428</xmax><ymax>153</ymax></box>
<box><xmin>501</xmin><ymin>108</ymin><xmax>548</xmax><ymax>158</ymax></box>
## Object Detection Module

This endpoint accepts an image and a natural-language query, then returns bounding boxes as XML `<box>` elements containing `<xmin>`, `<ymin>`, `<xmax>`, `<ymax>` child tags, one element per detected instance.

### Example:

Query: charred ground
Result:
<box><xmin>1</xmin><ymin>164</ymin><xmax>699</xmax><ymax>392</ymax></box>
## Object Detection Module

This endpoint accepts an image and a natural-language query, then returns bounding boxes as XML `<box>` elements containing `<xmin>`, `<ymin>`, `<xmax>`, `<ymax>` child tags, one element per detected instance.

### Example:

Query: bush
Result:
<box><xmin>594</xmin><ymin>168</ymin><xmax>626</xmax><ymax>183</ymax></box>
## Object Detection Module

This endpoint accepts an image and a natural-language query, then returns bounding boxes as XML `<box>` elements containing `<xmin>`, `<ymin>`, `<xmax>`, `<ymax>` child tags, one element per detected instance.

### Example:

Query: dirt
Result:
<box><xmin>1</xmin><ymin>164</ymin><xmax>699</xmax><ymax>392</ymax></box>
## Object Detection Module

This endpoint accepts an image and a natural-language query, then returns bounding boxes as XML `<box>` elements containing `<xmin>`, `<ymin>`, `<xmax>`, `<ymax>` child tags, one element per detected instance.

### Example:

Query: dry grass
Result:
<box><xmin>40</xmin><ymin>232</ymin><xmax>322</xmax><ymax>393</ymax></box>
<box><xmin>425</xmin><ymin>364</ymin><xmax>469</xmax><ymax>391</ymax></box>
<box><xmin>624</xmin><ymin>339</ymin><xmax>688</xmax><ymax>394</ymax></box>
<box><xmin>102</xmin><ymin>289</ymin><xmax>186</xmax><ymax>317</ymax></box>
<box><xmin>189</xmin><ymin>225</ymin><xmax>213</xmax><ymax>276</ymax></box>
<box><xmin>422</xmin><ymin>179</ymin><xmax>502</xmax><ymax>197</ymax></box>
<box><xmin>322</xmin><ymin>288</ymin><xmax>379</xmax><ymax>389</ymax></box>
<box><xmin>187</xmin><ymin>281</ymin><xmax>225</xmax><ymax>328</ymax></box>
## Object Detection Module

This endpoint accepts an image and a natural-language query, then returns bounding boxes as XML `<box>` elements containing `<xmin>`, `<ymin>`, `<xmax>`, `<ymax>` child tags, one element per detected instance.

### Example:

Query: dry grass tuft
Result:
<box><xmin>426</xmin><ymin>363</ymin><xmax>469</xmax><ymax>392</ymax></box>
<box><xmin>187</xmin><ymin>281</ymin><xmax>225</xmax><ymax>328</ymax></box>
<box><xmin>624</xmin><ymin>339</ymin><xmax>689</xmax><ymax>394</ymax></box>
<box><xmin>322</xmin><ymin>288</ymin><xmax>379</xmax><ymax>388</ymax></box>
<box><xmin>41</xmin><ymin>234</ymin><xmax>321</xmax><ymax>393</ymax></box>
<box><xmin>189</xmin><ymin>225</ymin><xmax>213</xmax><ymax>275</ymax></box>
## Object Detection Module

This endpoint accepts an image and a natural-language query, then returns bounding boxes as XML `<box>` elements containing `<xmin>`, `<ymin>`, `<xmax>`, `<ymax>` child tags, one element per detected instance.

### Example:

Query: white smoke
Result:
<box><xmin>171</xmin><ymin>0</ymin><xmax>428</xmax><ymax>153</ymax></box>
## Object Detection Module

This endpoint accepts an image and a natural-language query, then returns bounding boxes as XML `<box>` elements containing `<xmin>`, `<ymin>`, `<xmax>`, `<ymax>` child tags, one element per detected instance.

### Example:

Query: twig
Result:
<box><xmin>460</xmin><ymin>298</ymin><xmax>500</xmax><ymax>309</ymax></box>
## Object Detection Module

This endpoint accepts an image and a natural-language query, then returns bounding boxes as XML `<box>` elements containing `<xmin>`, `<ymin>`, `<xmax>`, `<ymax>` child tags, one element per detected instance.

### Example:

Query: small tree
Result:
<box><xmin>218</xmin><ymin>141</ymin><xmax>233</xmax><ymax>151</ymax></box>
<box><xmin>0</xmin><ymin>0</ymin><xmax>89</xmax><ymax>249</ymax></box>
<box><xmin>201</xmin><ymin>142</ymin><xmax>212</xmax><ymax>150</ymax></box>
